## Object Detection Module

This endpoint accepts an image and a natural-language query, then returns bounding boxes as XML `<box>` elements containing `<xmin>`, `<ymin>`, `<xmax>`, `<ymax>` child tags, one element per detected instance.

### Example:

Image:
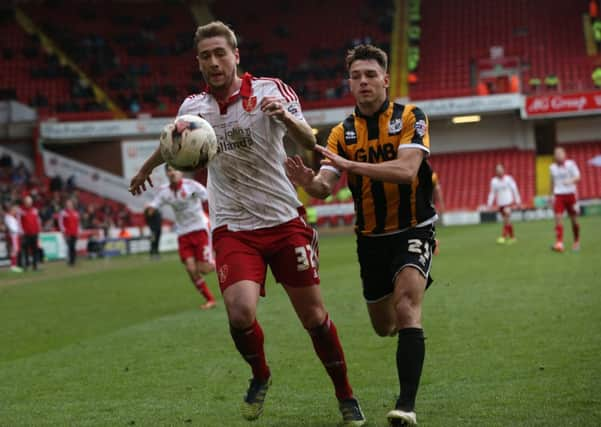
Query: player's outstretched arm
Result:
<box><xmin>260</xmin><ymin>96</ymin><xmax>316</xmax><ymax>149</ymax></box>
<box><xmin>129</xmin><ymin>147</ymin><xmax>165</xmax><ymax>195</ymax></box>
<box><xmin>315</xmin><ymin>145</ymin><xmax>423</xmax><ymax>184</ymax></box>
<box><xmin>285</xmin><ymin>155</ymin><xmax>338</xmax><ymax>199</ymax></box>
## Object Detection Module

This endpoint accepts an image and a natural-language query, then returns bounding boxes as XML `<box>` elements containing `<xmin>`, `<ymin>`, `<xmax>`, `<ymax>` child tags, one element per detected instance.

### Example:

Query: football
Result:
<box><xmin>159</xmin><ymin>114</ymin><xmax>218</xmax><ymax>171</ymax></box>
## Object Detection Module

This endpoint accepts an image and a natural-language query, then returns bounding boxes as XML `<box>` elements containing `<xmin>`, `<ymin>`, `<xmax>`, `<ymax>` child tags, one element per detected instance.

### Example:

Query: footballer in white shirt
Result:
<box><xmin>3</xmin><ymin>204</ymin><xmax>23</xmax><ymax>273</ymax></box>
<box><xmin>486</xmin><ymin>164</ymin><xmax>522</xmax><ymax>244</ymax></box>
<box><xmin>549</xmin><ymin>147</ymin><xmax>581</xmax><ymax>252</ymax></box>
<box><xmin>128</xmin><ymin>21</ymin><xmax>365</xmax><ymax>426</ymax></box>
<box><xmin>147</xmin><ymin>165</ymin><xmax>216</xmax><ymax>309</ymax></box>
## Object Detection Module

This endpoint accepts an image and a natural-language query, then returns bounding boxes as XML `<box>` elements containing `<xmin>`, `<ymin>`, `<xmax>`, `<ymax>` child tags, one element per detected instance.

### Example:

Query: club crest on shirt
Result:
<box><xmin>243</xmin><ymin>96</ymin><xmax>257</xmax><ymax>112</ymax></box>
<box><xmin>388</xmin><ymin>118</ymin><xmax>402</xmax><ymax>135</ymax></box>
<box><xmin>415</xmin><ymin>119</ymin><xmax>427</xmax><ymax>137</ymax></box>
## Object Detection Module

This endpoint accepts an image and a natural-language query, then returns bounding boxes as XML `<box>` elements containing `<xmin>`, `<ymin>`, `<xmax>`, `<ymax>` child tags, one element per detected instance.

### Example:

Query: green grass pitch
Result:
<box><xmin>1</xmin><ymin>217</ymin><xmax>600</xmax><ymax>426</ymax></box>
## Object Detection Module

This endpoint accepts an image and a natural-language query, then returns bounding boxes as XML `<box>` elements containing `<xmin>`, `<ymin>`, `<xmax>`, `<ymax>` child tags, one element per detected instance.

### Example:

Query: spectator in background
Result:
<box><xmin>58</xmin><ymin>199</ymin><xmax>80</xmax><ymax>266</ymax></box>
<box><xmin>19</xmin><ymin>195</ymin><xmax>42</xmax><ymax>271</ymax></box>
<box><xmin>144</xmin><ymin>205</ymin><xmax>162</xmax><ymax>259</ymax></box>
<box><xmin>590</xmin><ymin>0</ymin><xmax>599</xmax><ymax>20</ymax></box>
<box><xmin>544</xmin><ymin>74</ymin><xmax>559</xmax><ymax>90</ymax></box>
<box><xmin>3</xmin><ymin>204</ymin><xmax>23</xmax><ymax>273</ymax></box>
<box><xmin>49</xmin><ymin>175</ymin><xmax>63</xmax><ymax>193</ymax></box>
<box><xmin>593</xmin><ymin>66</ymin><xmax>601</xmax><ymax>88</ymax></box>
<box><xmin>593</xmin><ymin>19</ymin><xmax>601</xmax><ymax>50</ymax></box>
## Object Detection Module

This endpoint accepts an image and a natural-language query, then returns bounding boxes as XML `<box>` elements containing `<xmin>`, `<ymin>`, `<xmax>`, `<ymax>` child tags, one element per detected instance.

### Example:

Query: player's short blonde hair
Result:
<box><xmin>345</xmin><ymin>44</ymin><xmax>388</xmax><ymax>72</ymax></box>
<box><xmin>194</xmin><ymin>21</ymin><xmax>238</xmax><ymax>51</ymax></box>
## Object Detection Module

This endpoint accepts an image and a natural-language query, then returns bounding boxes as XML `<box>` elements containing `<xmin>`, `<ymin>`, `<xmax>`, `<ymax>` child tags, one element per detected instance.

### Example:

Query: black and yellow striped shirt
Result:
<box><xmin>325</xmin><ymin>100</ymin><xmax>436</xmax><ymax>236</ymax></box>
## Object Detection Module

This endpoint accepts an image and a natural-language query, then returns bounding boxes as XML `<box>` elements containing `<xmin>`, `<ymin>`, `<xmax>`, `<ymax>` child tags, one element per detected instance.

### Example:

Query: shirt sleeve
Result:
<box><xmin>320</xmin><ymin>125</ymin><xmax>345</xmax><ymax>176</ymax></box>
<box><xmin>58</xmin><ymin>210</ymin><xmax>66</xmax><ymax>233</ymax></box>
<box><xmin>569</xmin><ymin>161</ymin><xmax>581</xmax><ymax>180</ymax></box>
<box><xmin>265</xmin><ymin>79</ymin><xmax>306</xmax><ymax>124</ymax></box>
<box><xmin>487</xmin><ymin>179</ymin><xmax>496</xmax><ymax>206</ymax></box>
<box><xmin>399</xmin><ymin>105</ymin><xmax>430</xmax><ymax>154</ymax></box>
<box><xmin>148</xmin><ymin>190</ymin><xmax>164</xmax><ymax>209</ymax></box>
<box><xmin>190</xmin><ymin>180</ymin><xmax>209</xmax><ymax>201</ymax></box>
<box><xmin>509</xmin><ymin>176</ymin><xmax>521</xmax><ymax>204</ymax></box>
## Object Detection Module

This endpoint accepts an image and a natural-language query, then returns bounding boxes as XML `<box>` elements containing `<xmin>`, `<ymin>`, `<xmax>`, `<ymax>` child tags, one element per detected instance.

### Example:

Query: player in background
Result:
<box><xmin>3</xmin><ymin>204</ymin><xmax>23</xmax><ymax>273</ymax></box>
<box><xmin>144</xmin><ymin>204</ymin><xmax>162</xmax><ymax>259</ymax></box>
<box><xmin>58</xmin><ymin>199</ymin><xmax>80</xmax><ymax>266</ymax></box>
<box><xmin>286</xmin><ymin>44</ymin><xmax>436</xmax><ymax>427</ymax></box>
<box><xmin>431</xmin><ymin>172</ymin><xmax>444</xmax><ymax>255</ymax></box>
<box><xmin>148</xmin><ymin>165</ymin><xmax>216</xmax><ymax>309</ymax></box>
<box><xmin>486</xmin><ymin>164</ymin><xmax>521</xmax><ymax>244</ymax></box>
<box><xmin>549</xmin><ymin>147</ymin><xmax>581</xmax><ymax>252</ymax></box>
<box><xmin>129</xmin><ymin>21</ymin><xmax>366</xmax><ymax>426</ymax></box>
<box><xmin>19</xmin><ymin>195</ymin><xmax>41</xmax><ymax>271</ymax></box>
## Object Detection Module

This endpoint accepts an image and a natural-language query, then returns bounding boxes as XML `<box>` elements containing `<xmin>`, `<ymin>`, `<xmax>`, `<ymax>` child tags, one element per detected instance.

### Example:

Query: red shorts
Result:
<box><xmin>499</xmin><ymin>205</ymin><xmax>512</xmax><ymax>215</ymax></box>
<box><xmin>177</xmin><ymin>229</ymin><xmax>211</xmax><ymax>263</ymax></box>
<box><xmin>212</xmin><ymin>217</ymin><xmax>320</xmax><ymax>296</ymax></box>
<box><xmin>553</xmin><ymin>193</ymin><xmax>578</xmax><ymax>216</ymax></box>
<box><xmin>9</xmin><ymin>233</ymin><xmax>20</xmax><ymax>257</ymax></box>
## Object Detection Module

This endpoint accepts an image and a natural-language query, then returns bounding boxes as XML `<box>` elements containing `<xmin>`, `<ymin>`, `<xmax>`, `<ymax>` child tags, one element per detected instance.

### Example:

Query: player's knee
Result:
<box><xmin>227</xmin><ymin>305</ymin><xmax>256</xmax><ymax>330</ymax></box>
<box><xmin>373</xmin><ymin>322</ymin><xmax>397</xmax><ymax>337</ymax></box>
<box><xmin>394</xmin><ymin>294</ymin><xmax>421</xmax><ymax>327</ymax></box>
<box><xmin>197</xmin><ymin>262</ymin><xmax>214</xmax><ymax>274</ymax></box>
<box><xmin>299</xmin><ymin>306</ymin><xmax>327</xmax><ymax>330</ymax></box>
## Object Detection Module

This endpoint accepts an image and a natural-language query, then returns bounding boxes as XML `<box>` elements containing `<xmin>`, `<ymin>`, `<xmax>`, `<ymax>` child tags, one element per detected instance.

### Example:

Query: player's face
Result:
<box><xmin>496</xmin><ymin>165</ymin><xmax>504</xmax><ymax>176</ymax></box>
<box><xmin>196</xmin><ymin>36</ymin><xmax>240</xmax><ymax>91</ymax></box>
<box><xmin>166</xmin><ymin>166</ymin><xmax>182</xmax><ymax>184</ymax></box>
<box><xmin>348</xmin><ymin>59</ymin><xmax>389</xmax><ymax>106</ymax></box>
<box><xmin>554</xmin><ymin>148</ymin><xmax>566</xmax><ymax>163</ymax></box>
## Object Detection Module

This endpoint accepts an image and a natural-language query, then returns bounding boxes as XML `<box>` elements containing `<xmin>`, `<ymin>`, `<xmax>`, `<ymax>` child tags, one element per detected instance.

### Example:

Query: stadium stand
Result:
<box><xmin>429</xmin><ymin>148</ymin><xmax>536</xmax><ymax>211</ymax></box>
<box><xmin>310</xmin><ymin>148</ymin><xmax>538</xmax><ymax>213</ymax></box>
<box><xmin>212</xmin><ymin>0</ymin><xmax>393</xmax><ymax>109</ymax></box>
<box><xmin>564</xmin><ymin>141</ymin><xmax>601</xmax><ymax>200</ymax></box>
<box><xmin>0</xmin><ymin>152</ymin><xmax>139</xmax><ymax>231</ymax></box>
<box><xmin>411</xmin><ymin>0</ymin><xmax>598</xmax><ymax>100</ymax></box>
<box><xmin>0</xmin><ymin>9</ymin><xmax>99</xmax><ymax>116</ymax></box>
<box><xmin>6</xmin><ymin>0</ymin><xmax>393</xmax><ymax>114</ymax></box>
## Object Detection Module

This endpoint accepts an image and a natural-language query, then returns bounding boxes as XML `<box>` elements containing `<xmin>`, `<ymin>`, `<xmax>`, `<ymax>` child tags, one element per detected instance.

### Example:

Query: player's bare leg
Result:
<box><xmin>568</xmin><ymin>212</ymin><xmax>580</xmax><ymax>251</ymax></box>
<box><xmin>285</xmin><ymin>284</ymin><xmax>366</xmax><ymax>426</ymax></box>
<box><xmin>366</xmin><ymin>267</ymin><xmax>425</xmax><ymax>426</ymax></box>
<box><xmin>184</xmin><ymin>258</ymin><xmax>216</xmax><ymax>308</ymax></box>
<box><xmin>224</xmin><ymin>281</ymin><xmax>271</xmax><ymax>420</ymax></box>
<box><xmin>552</xmin><ymin>213</ymin><xmax>565</xmax><ymax>252</ymax></box>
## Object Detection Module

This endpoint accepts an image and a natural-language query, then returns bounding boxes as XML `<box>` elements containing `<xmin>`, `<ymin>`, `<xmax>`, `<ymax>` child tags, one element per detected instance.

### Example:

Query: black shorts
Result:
<box><xmin>356</xmin><ymin>225</ymin><xmax>435</xmax><ymax>303</ymax></box>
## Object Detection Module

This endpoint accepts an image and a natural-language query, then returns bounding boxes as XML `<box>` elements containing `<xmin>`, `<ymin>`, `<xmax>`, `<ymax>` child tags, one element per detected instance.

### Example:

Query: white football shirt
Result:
<box><xmin>550</xmin><ymin>160</ymin><xmax>580</xmax><ymax>195</ymax></box>
<box><xmin>149</xmin><ymin>178</ymin><xmax>209</xmax><ymax>236</ymax></box>
<box><xmin>487</xmin><ymin>175</ymin><xmax>521</xmax><ymax>207</ymax></box>
<box><xmin>4</xmin><ymin>213</ymin><xmax>21</xmax><ymax>235</ymax></box>
<box><xmin>177</xmin><ymin>74</ymin><xmax>305</xmax><ymax>231</ymax></box>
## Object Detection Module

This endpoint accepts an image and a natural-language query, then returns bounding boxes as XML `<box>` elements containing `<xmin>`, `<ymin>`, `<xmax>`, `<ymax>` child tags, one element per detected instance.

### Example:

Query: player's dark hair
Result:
<box><xmin>345</xmin><ymin>44</ymin><xmax>388</xmax><ymax>71</ymax></box>
<box><xmin>194</xmin><ymin>20</ymin><xmax>238</xmax><ymax>51</ymax></box>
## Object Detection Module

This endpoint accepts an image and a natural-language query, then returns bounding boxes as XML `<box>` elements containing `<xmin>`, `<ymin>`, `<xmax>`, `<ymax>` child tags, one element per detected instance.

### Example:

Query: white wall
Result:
<box><xmin>429</xmin><ymin>113</ymin><xmax>535</xmax><ymax>154</ymax></box>
<box><xmin>556</xmin><ymin>116</ymin><xmax>601</xmax><ymax>144</ymax></box>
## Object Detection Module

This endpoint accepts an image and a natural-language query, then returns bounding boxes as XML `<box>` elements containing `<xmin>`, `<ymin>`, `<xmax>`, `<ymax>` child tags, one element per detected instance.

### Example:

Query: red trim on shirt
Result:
<box><xmin>206</xmin><ymin>72</ymin><xmax>254</xmax><ymax>115</ymax></box>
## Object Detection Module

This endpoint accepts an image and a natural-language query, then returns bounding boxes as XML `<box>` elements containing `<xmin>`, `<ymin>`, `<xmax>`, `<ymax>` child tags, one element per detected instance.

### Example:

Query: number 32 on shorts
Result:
<box><xmin>295</xmin><ymin>244</ymin><xmax>317</xmax><ymax>272</ymax></box>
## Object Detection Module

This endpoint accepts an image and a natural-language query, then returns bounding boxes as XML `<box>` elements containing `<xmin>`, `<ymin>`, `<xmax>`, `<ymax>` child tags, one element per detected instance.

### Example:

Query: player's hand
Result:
<box><xmin>285</xmin><ymin>155</ymin><xmax>315</xmax><ymax>187</ymax></box>
<box><xmin>129</xmin><ymin>170</ymin><xmax>153</xmax><ymax>196</ymax></box>
<box><xmin>260</xmin><ymin>96</ymin><xmax>288</xmax><ymax>120</ymax></box>
<box><xmin>315</xmin><ymin>145</ymin><xmax>352</xmax><ymax>171</ymax></box>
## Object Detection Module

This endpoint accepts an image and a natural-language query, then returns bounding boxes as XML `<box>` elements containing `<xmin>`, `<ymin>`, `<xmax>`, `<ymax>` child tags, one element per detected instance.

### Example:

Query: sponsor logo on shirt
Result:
<box><xmin>217</xmin><ymin>127</ymin><xmax>255</xmax><ymax>153</ymax></box>
<box><xmin>388</xmin><ymin>118</ymin><xmax>402</xmax><ymax>135</ymax></box>
<box><xmin>345</xmin><ymin>130</ymin><xmax>357</xmax><ymax>141</ymax></box>
<box><xmin>415</xmin><ymin>120</ymin><xmax>427</xmax><ymax>137</ymax></box>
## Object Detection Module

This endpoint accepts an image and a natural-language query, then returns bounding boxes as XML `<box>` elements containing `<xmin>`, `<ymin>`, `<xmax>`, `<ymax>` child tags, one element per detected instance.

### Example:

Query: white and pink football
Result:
<box><xmin>159</xmin><ymin>114</ymin><xmax>217</xmax><ymax>171</ymax></box>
